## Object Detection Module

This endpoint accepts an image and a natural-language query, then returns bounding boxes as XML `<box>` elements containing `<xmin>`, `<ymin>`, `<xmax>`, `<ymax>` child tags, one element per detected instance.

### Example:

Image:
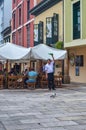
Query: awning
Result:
<box><xmin>0</xmin><ymin>43</ymin><xmax>67</xmax><ymax>61</ymax></box>
<box><xmin>31</xmin><ymin>44</ymin><xmax>67</xmax><ymax>60</ymax></box>
<box><xmin>0</xmin><ymin>42</ymin><xmax>31</xmax><ymax>60</ymax></box>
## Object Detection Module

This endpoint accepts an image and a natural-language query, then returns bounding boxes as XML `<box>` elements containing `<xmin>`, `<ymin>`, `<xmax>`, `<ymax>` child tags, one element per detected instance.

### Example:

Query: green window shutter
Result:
<box><xmin>38</xmin><ymin>21</ymin><xmax>44</xmax><ymax>44</ymax></box>
<box><xmin>46</xmin><ymin>14</ymin><xmax>59</xmax><ymax>45</ymax></box>
<box><xmin>52</xmin><ymin>13</ymin><xmax>59</xmax><ymax>44</ymax></box>
<box><xmin>73</xmin><ymin>1</ymin><xmax>80</xmax><ymax>39</ymax></box>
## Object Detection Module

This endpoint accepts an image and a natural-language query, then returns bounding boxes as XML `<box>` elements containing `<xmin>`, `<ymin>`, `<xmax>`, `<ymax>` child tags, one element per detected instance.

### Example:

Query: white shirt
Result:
<box><xmin>24</xmin><ymin>64</ymin><xmax>28</xmax><ymax>71</ymax></box>
<box><xmin>45</xmin><ymin>61</ymin><xmax>54</xmax><ymax>73</ymax></box>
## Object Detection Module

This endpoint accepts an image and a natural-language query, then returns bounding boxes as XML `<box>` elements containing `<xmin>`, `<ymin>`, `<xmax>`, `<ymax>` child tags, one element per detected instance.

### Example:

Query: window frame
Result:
<box><xmin>13</xmin><ymin>0</ymin><xmax>16</xmax><ymax>4</ymax></box>
<box><xmin>75</xmin><ymin>55</ymin><xmax>84</xmax><ymax>67</ymax></box>
<box><xmin>27</xmin><ymin>0</ymin><xmax>30</xmax><ymax>20</ymax></box>
<box><xmin>18</xmin><ymin>29</ymin><xmax>22</xmax><ymax>46</ymax></box>
<box><xmin>27</xmin><ymin>24</ymin><xmax>30</xmax><ymax>47</ymax></box>
<box><xmin>73</xmin><ymin>1</ymin><xmax>81</xmax><ymax>40</ymax></box>
<box><xmin>18</xmin><ymin>6</ymin><xmax>22</xmax><ymax>26</ymax></box>
<box><xmin>13</xmin><ymin>11</ymin><xmax>16</xmax><ymax>29</ymax></box>
<box><xmin>12</xmin><ymin>32</ymin><xmax>16</xmax><ymax>44</ymax></box>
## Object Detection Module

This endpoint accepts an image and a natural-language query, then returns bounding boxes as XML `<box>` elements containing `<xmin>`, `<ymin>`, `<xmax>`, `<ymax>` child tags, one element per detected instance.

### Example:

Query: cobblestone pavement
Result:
<box><xmin>0</xmin><ymin>85</ymin><xmax>86</xmax><ymax>130</ymax></box>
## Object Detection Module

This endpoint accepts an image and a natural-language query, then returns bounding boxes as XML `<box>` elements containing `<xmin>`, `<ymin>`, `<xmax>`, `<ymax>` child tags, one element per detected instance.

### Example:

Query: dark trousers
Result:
<box><xmin>48</xmin><ymin>73</ymin><xmax>55</xmax><ymax>90</ymax></box>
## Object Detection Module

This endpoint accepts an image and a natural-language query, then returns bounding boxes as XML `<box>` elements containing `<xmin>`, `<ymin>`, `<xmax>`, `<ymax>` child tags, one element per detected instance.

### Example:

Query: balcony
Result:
<box><xmin>29</xmin><ymin>0</ymin><xmax>62</xmax><ymax>16</ymax></box>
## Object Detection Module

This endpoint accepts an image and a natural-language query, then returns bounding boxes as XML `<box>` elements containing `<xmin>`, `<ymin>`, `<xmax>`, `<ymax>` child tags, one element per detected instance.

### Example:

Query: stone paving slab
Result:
<box><xmin>0</xmin><ymin>121</ymin><xmax>6</xmax><ymax>130</ymax></box>
<box><xmin>0</xmin><ymin>85</ymin><xmax>86</xmax><ymax>130</ymax></box>
<box><xmin>64</xmin><ymin>125</ymin><xmax>86</xmax><ymax>130</ymax></box>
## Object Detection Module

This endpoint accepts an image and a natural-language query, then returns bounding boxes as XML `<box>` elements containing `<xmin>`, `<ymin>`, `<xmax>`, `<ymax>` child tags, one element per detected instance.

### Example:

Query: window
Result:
<box><xmin>13</xmin><ymin>0</ymin><xmax>15</xmax><ymax>4</ymax></box>
<box><xmin>27</xmin><ymin>0</ymin><xmax>30</xmax><ymax>20</ymax></box>
<box><xmin>53</xmin><ymin>14</ymin><xmax>58</xmax><ymax>36</ymax></box>
<box><xmin>8</xmin><ymin>37</ymin><xmax>10</xmax><ymax>42</ymax></box>
<box><xmin>18</xmin><ymin>29</ymin><xmax>22</xmax><ymax>45</ymax></box>
<box><xmin>46</xmin><ymin>17</ymin><xmax>52</xmax><ymax>38</ymax></box>
<box><xmin>27</xmin><ymin>25</ymin><xmax>30</xmax><ymax>47</ymax></box>
<box><xmin>73</xmin><ymin>1</ymin><xmax>80</xmax><ymax>39</ymax></box>
<box><xmin>75</xmin><ymin>55</ymin><xmax>84</xmax><ymax>66</ymax></box>
<box><xmin>52</xmin><ymin>13</ymin><xmax>58</xmax><ymax>43</ymax></box>
<box><xmin>12</xmin><ymin>33</ymin><xmax>16</xmax><ymax>44</ymax></box>
<box><xmin>18</xmin><ymin>7</ymin><xmax>21</xmax><ymax>25</ymax></box>
<box><xmin>34</xmin><ymin>22</ymin><xmax>43</xmax><ymax>46</ymax></box>
<box><xmin>13</xmin><ymin>12</ymin><xmax>16</xmax><ymax>29</ymax></box>
<box><xmin>34</xmin><ymin>24</ymin><xmax>39</xmax><ymax>43</ymax></box>
<box><xmin>34</xmin><ymin>0</ymin><xmax>37</xmax><ymax>6</ymax></box>
<box><xmin>39</xmin><ymin>21</ymin><xmax>43</xmax><ymax>43</ymax></box>
<box><xmin>46</xmin><ymin>13</ymin><xmax>58</xmax><ymax>45</ymax></box>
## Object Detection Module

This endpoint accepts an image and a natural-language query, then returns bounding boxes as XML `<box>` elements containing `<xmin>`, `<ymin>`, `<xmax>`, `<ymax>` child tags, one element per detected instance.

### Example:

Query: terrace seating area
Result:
<box><xmin>8</xmin><ymin>75</ymin><xmax>24</xmax><ymax>89</ymax></box>
<box><xmin>0</xmin><ymin>73</ymin><xmax>63</xmax><ymax>89</ymax></box>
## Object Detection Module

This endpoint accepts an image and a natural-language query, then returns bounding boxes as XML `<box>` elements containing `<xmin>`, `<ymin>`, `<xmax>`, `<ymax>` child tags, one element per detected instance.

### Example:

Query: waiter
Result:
<box><xmin>45</xmin><ymin>54</ymin><xmax>55</xmax><ymax>90</ymax></box>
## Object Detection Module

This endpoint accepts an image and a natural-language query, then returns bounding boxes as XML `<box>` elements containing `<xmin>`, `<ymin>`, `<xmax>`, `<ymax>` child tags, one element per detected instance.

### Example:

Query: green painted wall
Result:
<box><xmin>82</xmin><ymin>0</ymin><xmax>86</xmax><ymax>39</ymax></box>
<box><xmin>64</xmin><ymin>0</ymin><xmax>72</xmax><ymax>43</ymax></box>
<box><xmin>64</xmin><ymin>0</ymin><xmax>86</xmax><ymax>44</ymax></box>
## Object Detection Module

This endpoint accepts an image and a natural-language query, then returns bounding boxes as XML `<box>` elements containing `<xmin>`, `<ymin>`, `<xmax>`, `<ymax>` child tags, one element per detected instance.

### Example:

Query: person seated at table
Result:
<box><xmin>22</xmin><ymin>68</ymin><xmax>28</xmax><ymax>76</ymax></box>
<box><xmin>23</xmin><ymin>69</ymin><xmax>28</xmax><ymax>87</ymax></box>
<box><xmin>0</xmin><ymin>70</ymin><xmax>3</xmax><ymax>75</ymax></box>
<box><xmin>26</xmin><ymin>68</ymin><xmax>38</xmax><ymax>83</ymax></box>
<box><xmin>9</xmin><ymin>67</ymin><xmax>17</xmax><ymax>75</ymax></box>
<box><xmin>3</xmin><ymin>68</ymin><xmax>8</xmax><ymax>89</ymax></box>
<box><xmin>42</xmin><ymin>62</ymin><xmax>46</xmax><ymax>74</ymax></box>
<box><xmin>24</xmin><ymin>63</ymin><xmax>29</xmax><ymax>72</ymax></box>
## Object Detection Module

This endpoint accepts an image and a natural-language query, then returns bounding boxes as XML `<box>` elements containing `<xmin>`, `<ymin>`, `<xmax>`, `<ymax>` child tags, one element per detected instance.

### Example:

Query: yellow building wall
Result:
<box><xmin>69</xmin><ymin>47</ymin><xmax>86</xmax><ymax>83</ymax></box>
<box><xmin>34</xmin><ymin>1</ymin><xmax>63</xmax><ymax>43</ymax></box>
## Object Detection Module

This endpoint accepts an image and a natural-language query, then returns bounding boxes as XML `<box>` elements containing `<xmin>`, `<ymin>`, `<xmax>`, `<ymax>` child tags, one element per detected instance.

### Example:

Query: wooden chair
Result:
<box><xmin>27</xmin><ymin>76</ymin><xmax>37</xmax><ymax>89</ymax></box>
<box><xmin>0</xmin><ymin>75</ymin><xmax>4</xmax><ymax>89</ymax></box>
<box><xmin>54</xmin><ymin>75</ymin><xmax>58</xmax><ymax>87</ymax></box>
<box><xmin>40</xmin><ymin>75</ymin><xmax>48</xmax><ymax>88</ymax></box>
<box><xmin>57</xmin><ymin>75</ymin><xmax>63</xmax><ymax>86</ymax></box>
<box><xmin>8</xmin><ymin>75</ymin><xmax>17</xmax><ymax>89</ymax></box>
<box><xmin>16</xmin><ymin>75</ymin><xmax>24</xmax><ymax>89</ymax></box>
<box><xmin>54</xmin><ymin>75</ymin><xmax>63</xmax><ymax>87</ymax></box>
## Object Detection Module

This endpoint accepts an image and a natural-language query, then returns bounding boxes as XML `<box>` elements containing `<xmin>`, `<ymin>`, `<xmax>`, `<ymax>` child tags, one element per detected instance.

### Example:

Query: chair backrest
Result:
<box><xmin>8</xmin><ymin>75</ymin><xmax>17</xmax><ymax>81</ymax></box>
<box><xmin>29</xmin><ymin>75</ymin><xmax>37</xmax><ymax>79</ymax></box>
<box><xmin>17</xmin><ymin>75</ymin><xmax>24</xmax><ymax>82</ymax></box>
<box><xmin>41</xmin><ymin>75</ymin><xmax>47</xmax><ymax>81</ymax></box>
<box><xmin>0</xmin><ymin>75</ymin><xmax>4</xmax><ymax>84</ymax></box>
<box><xmin>28</xmin><ymin>75</ymin><xmax>37</xmax><ymax>82</ymax></box>
<box><xmin>54</xmin><ymin>75</ymin><xmax>63</xmax><ymax>79</ymax></box>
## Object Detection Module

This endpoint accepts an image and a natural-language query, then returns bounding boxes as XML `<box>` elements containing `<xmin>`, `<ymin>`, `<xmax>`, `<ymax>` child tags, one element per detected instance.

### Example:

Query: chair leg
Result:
<box><xmin>34</xmin><ymin>83</ymin><xmax>35</xmax><ymax>89</ymax></box>
<box><xmin>27</xmin><ymin>82</ymin><xmax>36</xmax><ymax>89</ymax></box>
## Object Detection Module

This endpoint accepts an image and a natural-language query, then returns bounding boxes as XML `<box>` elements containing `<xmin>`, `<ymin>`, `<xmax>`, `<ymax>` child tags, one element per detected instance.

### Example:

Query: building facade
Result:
<box><xmin>0</xmin><ymin>0</ymin><xmax>12</xmax><ymax>44</ymax></box>
<box><xmin>12</xmin><ymin>0</ymin><xmax>36</xmax><ymax>47</ymax></box>
<box><xmin>30</xmin><ymin>0</ymin><xmax>63</xmax><ymax>46</ymax></box>
<box><xmin>0</xmin><ymin>0</ymin><xmax>4</xmax><ymax>44</ymax></box>
<box><xmin>64</xmin><ymin>0</ymin><xmax>86</xmax><ymax>83</ymax></box>
<box><xmin>30</xmin><ymin>0</ymin><xmax>63</xmax><ymax>73</ymax></box>
<box><xmin>1</xmin><ymin>26</ymin><xmax>11</xmax><ymax>43</ymax></box>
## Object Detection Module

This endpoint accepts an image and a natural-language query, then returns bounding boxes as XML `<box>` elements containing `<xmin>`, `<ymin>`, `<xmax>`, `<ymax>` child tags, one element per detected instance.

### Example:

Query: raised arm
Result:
<box><xmin>51</xmin><ymin>54</ymin><xmax>55</xmax><ymax>63</ymax></box>
<box><xmin>49</xmin><ymin>53</ymin><xmax>55</xmax><ymax>62</ymax></box>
